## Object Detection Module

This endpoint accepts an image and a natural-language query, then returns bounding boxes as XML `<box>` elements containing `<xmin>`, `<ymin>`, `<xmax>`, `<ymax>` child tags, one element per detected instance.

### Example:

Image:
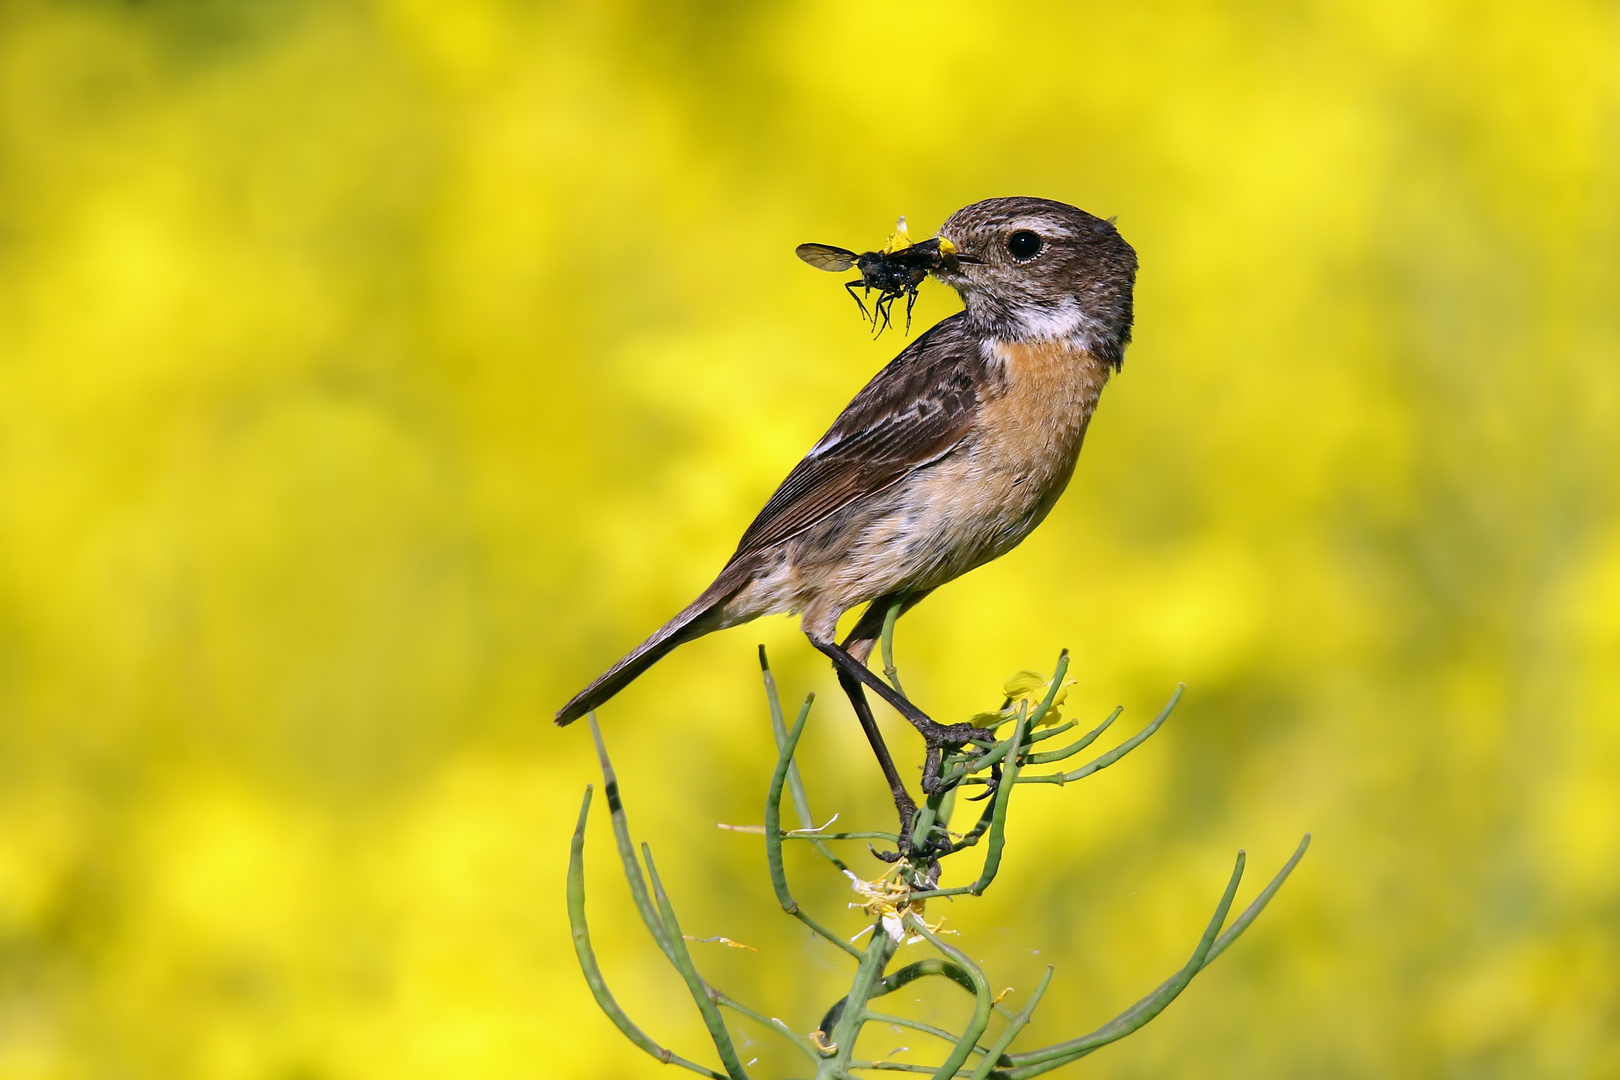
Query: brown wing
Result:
<box><xmin>796</xmin><ymin>243</ymin><xmax>860</xmax><ymax>272</ymax></box>
<box><xmin>729</xmin><ymin>314</ymin><xmax>985</xmax><ymax>562</ymax></box>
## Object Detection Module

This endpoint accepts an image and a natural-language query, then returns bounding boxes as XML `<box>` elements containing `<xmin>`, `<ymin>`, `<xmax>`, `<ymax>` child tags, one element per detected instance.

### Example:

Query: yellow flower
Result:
<box><xmin>844</xmin><ymin>861</ymin><xmax>928</xmax><ymax>943</ymax></box>
<box><xmin>881</xmin><ymin>215</ymin><xmax>914</xmax><ymax>254</ymax></box>
<box><xmin>969</xmin><ymin>669</ymin><xmax>1076</xmax><ymax>730</ymax></box>
<box><xmin>1006</xmin><ymin>669</ymin><xmax>1075</xmax><ymax>726</ymax></box>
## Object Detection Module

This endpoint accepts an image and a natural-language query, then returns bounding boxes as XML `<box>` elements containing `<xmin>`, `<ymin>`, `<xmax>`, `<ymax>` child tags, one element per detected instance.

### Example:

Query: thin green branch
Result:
<box><xmin>765</xmin><ymin>694</ymin><xmax>864</xmax><ymax>959</ymax></box>
<box><xmin>643</xmin><ymin>844</ymin><xmax>751</xmax><ymax>1080</ymax></box>
<box><xmin>967</xmin><ymin>966</ymin><xmax>1053</xmax><ymax>1080</ymax></box>
<box><xmin>873</xmin><ymin>959</ymin><xmax>980</xmax><ymax>1000</ymax></box>
<box><xmin>822</xmin><ymin>930</ymin><xmax>901</xmax><ymax>1079</ymax></box>
<box><xmin>880</xmin><ymin>593</ymin><xmax>908</xmax><ymax>697</ymax></box>
<box><xmin>1203</xmin><ymin>833</ymin><xmax>1311</xmax><ymax>966</ymax></box>
<box><xmin>715</xmin><ymin>991</ymin><xmax>824</xmax><ymax>1064</ymax></box>
<box><xmin>993</xmin><ymin>684</ymin><xmax>1181</xmax><ymax>787</ymax></box>
<box><xmin>1022</xmin><ymin>652</ymin><xmax>1072</xmax><ymax>729</ymax></box>
<box><xmin>818</xmin><ymin>957</ymin><xmax>1014</xmax><ymax>1042</ymax></box>
<box><xmin>564</xmin><ymin>787</ymin><xmax>727</xmax><ymax>1079</ymax></box>
<box><xmin>717</xmin><ymin>825</ymin><xmax>900</xmax><ymax>842</ymax></box>
<box><xmin>908</xmin><ymin>802</ymin><xmax>940</xmax><ymax>852</ymax></box>
<box><xmin>761</xmin><ymin>647</ymin><xmax>847</xmax><ymax>871</ymax></box>
<box><xmin>1022</xmin><ymin>719</ymin><xmax>1079</xmax><ymax>745</ymax></box>
<box><xmin>1000</xmin><ymin>848</ymin><xmax>1249</xmax><ymax>1076</ymax></box>
<box><xmin>588</xmin><ymin>713</ymin><xmax>677</xmax><ymax>961</ymax></box>
<box><xmin>901</xmin><ymin>913</ymin><xmax>993</xmax><ymax>1080</ymax></box>
<box><xmin>964</xmin><ymin>705</ymin><xmax>1030</xmax><ymax>896</ymax></box>
<box><xmin>862</xmin><ymin>1010</ymin><xmax>994</xmax><ymax>1056</ymax></box>
<box><xmin>846</xmin><ymin>1061</ymin><xmax>973</xmax><ymax>1076</ymax></box>
<box><xmin>915</xmin><ymin>675</ymin><xmax>1044</xmax><ymax>900</ymax></box>
<box><xmin>1020</xmin><ymin>707</ymin><xmax>1122</xmax><ymax>765</ymax></box>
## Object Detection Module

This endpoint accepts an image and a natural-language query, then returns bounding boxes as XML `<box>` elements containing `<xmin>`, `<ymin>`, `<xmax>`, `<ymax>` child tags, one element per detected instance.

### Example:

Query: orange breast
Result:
<box><xmin>876</xmin><ymin>338</ymin><xmax>1112</xmax><ymax>588</ymax></box>
<box><xmin>970</xmin><ymin>338</ymin><xmax>1111</xmax><ymax>500</ymax></box>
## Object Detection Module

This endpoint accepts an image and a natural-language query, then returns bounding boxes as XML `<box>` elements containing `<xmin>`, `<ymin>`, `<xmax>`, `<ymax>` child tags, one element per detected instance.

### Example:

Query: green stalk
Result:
<box><xmin>1000</xmin><ymin>849</ymin><xmax>1249</xmax><ymax>1076</ymax></box>
<box><xmin>818</xmin><ymin>929</ymin><xmax>899</xmax><ymax>1079</ymax></box>
<box><xmin>879</xmin><ymin>593</ymin><xmax>908</xmax><ymax>697</ymax></box>
<box><xmin>564</xmin><ymin>787</ymin><xmax>727</xmax><ymax>1079</ymax></box>
<box><xmin>1021</xmin><ymin>706</ymin><xmax>1122</xmax><ymax>765</ymax></box>
<box><xmin>967</xmin><ymin>965</ymin><xmax>1054</xmax><ymax>1080</ymax></box>
<box><xmin>766</xmin><ymin>693</ymin><xmax>863</xmax><ymax>959</ymax></box>
<box><xmin>587</xmin><ymin>714</ymin><xmax>676</xmax><ymax>961</ymax></box>
<box><xmin>761</xmin><ymin>647</ymin><xmax>846</xmax><ymax>870</ymax></box>
<box><xmin>903</xmin><ymin>913</ymin><xmax>992</xmax><ymax>1080</ymax></box>
<box><xmin>643</xmin><ymin>844</ymin><xmax>751</xmax><ymax>1080</ymax></box>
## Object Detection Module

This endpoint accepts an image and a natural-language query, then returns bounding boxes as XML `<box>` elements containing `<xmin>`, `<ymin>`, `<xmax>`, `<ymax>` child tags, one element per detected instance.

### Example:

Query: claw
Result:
<box><xmin>965</xmin><ymin>762</ymin><xmax>1002</xmax><ymax>802</ymax></box>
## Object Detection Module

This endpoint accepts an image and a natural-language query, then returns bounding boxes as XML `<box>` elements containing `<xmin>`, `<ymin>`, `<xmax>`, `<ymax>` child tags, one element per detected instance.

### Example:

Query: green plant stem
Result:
<box><xmin>1204</xmin><ymin>834</ymin><xmax>1311</xmax><ymax>965</ymax></box>
<box><xmin>643</xmin><ymin>844</ymin><xmax>751</xmax><ymax>1080</ymax></box>
<box><xmin>564</xmin><ymin>787</ymin><xmax>728</xmax><ymax>1079</ymax></box>
<box><xmin>862</xmin><ymin>1011</ymin><xmax>994</xmax><ymax>1056</ymax></box>
<box><xmin>715</xmin><ymin>991</ymin><xmax>823</xmax><ymax>1064</ymax></box>
<box><xmin>873</xmin><ymin>958</ymin><xmax>979</xmax><ymax>998</ymax></box>
<box><xmin>588</xmin><ymin>714</ymin><xmax>677</xmax><ymax>961</ymax></box>
<box><xmin>880</xmin><ymin>594</ymin><xmax>908</xmax><ymax>697</ymax></box>
<box><xmin>761</xmin><ymin>647</ymin><xmax>847</xmax><ymax>870</ymax></box>
<box><xmin>1020</xmin><ymin>706</ymin><xmax>1122</xmax><ymax>765</ymax></box>
<box><xmin>766</xmin><ymin>696</ymin><xmax>864</xmax><ymax>959</ymax></box>
<box><xmin>819</xmin><ymin>928</ymin><xmax>900</xmax><ymax>1079</ymax></box>
<box><xmin>1005</xmin><ymin>685</ymin><xmax>1181</xmax><ymax>787</ymax></box>
<box><xmin>967</xmin><ymin>965</ymin><xmax>1054</xmax><ymax>1080</ymax></box>
<box><xmin>845</xmin><ymin>1062</ymin><xmax>973</xmax><ymax>1076</ymax></box>
<box><xmin>999</xmin><ymin>848</ymin><xmax>1249</xmax><ymax>1076</ymax></box>
<box><xmin>1023</xmin><ymin>719</ymin><xmax>1079</xmax><ymax>745</ymax></box>
<box><xmin>902</xmin><ymin>913</ymin><xmax>993</xmax><ymax>1080</ymax></box>
<box><xmin>964</xmin><ymin>706</ymin><xmax>1030</xmax><ymax>896</ymax></box>
<box><xmin>816</xmin><ymin>958</ymin><xmax>1015</xmax><ymax>1041</ymax></box>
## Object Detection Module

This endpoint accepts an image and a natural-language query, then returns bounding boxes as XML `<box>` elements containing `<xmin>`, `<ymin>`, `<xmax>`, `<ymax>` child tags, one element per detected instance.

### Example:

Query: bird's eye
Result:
<box><xmin>1007</xmin><ymin>230</ymin><xmax>1042</xmax><ymax>259</ymax></box>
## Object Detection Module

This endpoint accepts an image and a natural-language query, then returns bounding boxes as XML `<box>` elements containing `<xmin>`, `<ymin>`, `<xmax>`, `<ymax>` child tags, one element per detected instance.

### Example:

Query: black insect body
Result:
<box><xmin>795</xmin><ymin>231</ymin><xmax>957</xmax><ymax>335</ymax></box>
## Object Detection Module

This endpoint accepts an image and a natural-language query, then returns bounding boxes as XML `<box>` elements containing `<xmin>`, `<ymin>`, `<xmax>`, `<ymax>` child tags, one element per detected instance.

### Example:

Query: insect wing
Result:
<box><xmin>795</xmin><ymin>243</ymin><xmax>859</xmax><ymax>272</ymax></box>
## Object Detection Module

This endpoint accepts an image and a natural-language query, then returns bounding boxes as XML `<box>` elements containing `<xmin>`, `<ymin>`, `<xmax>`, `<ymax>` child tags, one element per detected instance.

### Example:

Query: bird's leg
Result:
<box><xmin>829</xmin><ymin>667</ymin><xmax>917</xmax><ymax>850</ymax></box>
<box><xmin>812</xmin><ymin>638</ymin><xmax>995</xmax><ymax>796</ymax></box>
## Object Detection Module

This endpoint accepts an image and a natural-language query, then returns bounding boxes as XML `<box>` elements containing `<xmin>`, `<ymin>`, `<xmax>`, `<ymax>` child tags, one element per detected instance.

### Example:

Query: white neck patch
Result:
<box><xmin>1001</xmin><ymin>296</ymin><xmax>1108</xmax><ymax>352</ymax></box>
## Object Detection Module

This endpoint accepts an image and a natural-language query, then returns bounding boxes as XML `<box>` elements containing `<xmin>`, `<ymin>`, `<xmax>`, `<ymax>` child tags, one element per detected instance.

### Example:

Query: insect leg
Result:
<box><xmin>871</xmin><ymin>291</ymin><xmax>896</xmax><ymax>337</ymax></box>
<box><xmin>843</xmin><ymin>279</ymin><xmax>874</xmax><ymax>325</ymax></box>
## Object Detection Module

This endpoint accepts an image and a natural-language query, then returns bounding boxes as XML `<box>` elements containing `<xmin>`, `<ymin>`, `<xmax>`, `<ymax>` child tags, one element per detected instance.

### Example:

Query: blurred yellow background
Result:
<box><xmin>1</xmin><ymin>1</ymin><xmax>1618</xmax><ymax>1076</ymax></box>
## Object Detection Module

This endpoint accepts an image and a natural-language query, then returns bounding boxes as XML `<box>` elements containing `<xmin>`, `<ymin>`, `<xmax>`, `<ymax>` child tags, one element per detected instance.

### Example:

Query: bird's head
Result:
<box><xmin>934</xmin><ymin>197</ymin><xmax>1138</xmax><ymax>367</ymax></box>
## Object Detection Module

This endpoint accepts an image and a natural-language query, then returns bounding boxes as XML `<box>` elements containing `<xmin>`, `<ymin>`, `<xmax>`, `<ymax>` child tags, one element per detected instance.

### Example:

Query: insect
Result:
<box><xmin>796</xmin><ymin>217</ymin><xmax>959</xmax><ymax>335</ymax></box>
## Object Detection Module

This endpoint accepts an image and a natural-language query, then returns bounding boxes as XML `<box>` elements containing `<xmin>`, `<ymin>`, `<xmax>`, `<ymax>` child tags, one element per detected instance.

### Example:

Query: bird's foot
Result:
<box><xmin>917</xmin><ymin>720</ymin><xmax>998</xmax><ymax>795</ymax></box>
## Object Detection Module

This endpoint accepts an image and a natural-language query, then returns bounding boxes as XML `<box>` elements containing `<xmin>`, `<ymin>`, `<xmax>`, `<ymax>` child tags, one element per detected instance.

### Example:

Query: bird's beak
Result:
<box><xmin>925</xmin><ymin>236</ymin><xmax>977</xmax><ymax>275</ymax></box>
<box><xmin>933</xmin><ymin>235</ymin><xmax>979</xmax><ymax>268</ymax></box>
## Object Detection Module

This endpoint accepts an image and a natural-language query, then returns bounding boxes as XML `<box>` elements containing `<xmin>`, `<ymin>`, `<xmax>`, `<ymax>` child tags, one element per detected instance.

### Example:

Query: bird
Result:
<box><xmin>556</xmin><ymin>196</ymin><xmax>1136</xmax><ymax>826</ymax></box>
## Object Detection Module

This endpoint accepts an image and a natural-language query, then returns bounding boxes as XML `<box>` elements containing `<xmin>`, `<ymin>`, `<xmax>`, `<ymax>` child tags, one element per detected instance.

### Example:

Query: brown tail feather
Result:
<box><xmin>554</xmin><ymin>573</ymin><xmax>743</xmax><ymax>726</ymax></box>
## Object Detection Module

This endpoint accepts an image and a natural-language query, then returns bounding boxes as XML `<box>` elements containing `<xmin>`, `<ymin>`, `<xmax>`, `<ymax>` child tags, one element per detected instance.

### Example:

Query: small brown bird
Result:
<box><xmin>557</xmin><ymin>197</ymin><xmax>1136</xmax><ymax>825</ymax></box>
